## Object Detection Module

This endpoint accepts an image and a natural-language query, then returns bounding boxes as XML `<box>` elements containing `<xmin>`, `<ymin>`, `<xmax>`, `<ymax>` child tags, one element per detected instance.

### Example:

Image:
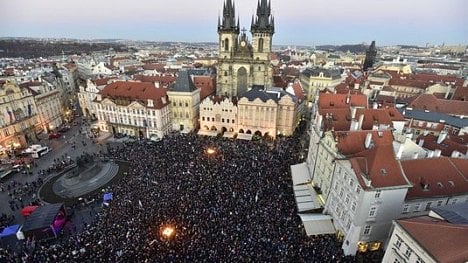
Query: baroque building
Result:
<box><xmin>216</xmin><ymin>0</ymin><xmax>275</xmax><ymax>97</ymax></box>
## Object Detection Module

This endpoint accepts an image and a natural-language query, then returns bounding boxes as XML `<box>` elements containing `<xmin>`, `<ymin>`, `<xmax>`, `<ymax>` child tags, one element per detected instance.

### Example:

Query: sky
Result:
<box><xmin>0</xmin><ymin>0</ymin><xmax>467</xmax><ymax>46</ymax></box>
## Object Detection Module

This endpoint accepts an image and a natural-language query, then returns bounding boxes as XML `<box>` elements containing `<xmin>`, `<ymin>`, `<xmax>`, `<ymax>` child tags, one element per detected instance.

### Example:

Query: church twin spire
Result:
<box><xmin>218</xmin><ymin>0</ymin><xmax>274</xmax><ymax>35</ymax></box>
<box><xmin>218</xmin><ymin>0</ymin><xmax>239</xmax><ymax>34</ymax></box>
<box><xmin>251</xmin><ymin>0</ymin><xmax>275</xmax><ymax>34</ymax></box>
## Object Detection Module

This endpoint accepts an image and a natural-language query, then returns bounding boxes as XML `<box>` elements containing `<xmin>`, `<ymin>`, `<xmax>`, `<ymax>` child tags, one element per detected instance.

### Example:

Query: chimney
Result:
<box><xmin>155</xmin><ymin>82</ymin><xmax>160</xmax><ymax>88</ymax></box>
<box><xmin>437</xmin><ymin>131</ymin><xmax>447</xmax><ymax>144</ymax></box>
<box><xmin>434</xmin><ymin>149</ymin><xmax>442</xmax><ymax>157</ymax></box>
<box><xmin>346</xmin><ymin>95</ymin><xmax>350</xmax><ymax>104</ymax></box>
<box><xmin>396</xmin><ymin>144</ymin><xmax>404</xmax><ymax>159</ymax></box>
<box><xmin>412</xmin><ymin>152</ymin><xmax>419</xmax><ymax>159</ymax></box>
<box><xmin>358</xmin><ymin>114</ymin><xmax>364</xmax><ymax>130</ymax></box>
<box><xmin>373</xmin><ymin>102</ymin><xmax>378</xmax><ymax>109</ymax></box>
<box><xmin>444</xmin><ymin>86</ymin><xmax>451</xmax><ymax>99</ymax></box>
<box><xmin>350</xmin><ymin>118</ymin><xmax>359</xmax><ymax>131</ymax></box>
<box><xmin>354</xmin><ymin>83</ymin><xmax>359</xmax><ymax>90</ymax></box>
<box><xmin>316</xmin><ymin>114</ymin><xmax>323</xmax><ymax>128</ymax></box>
<box><xmin>351</xmin><ymin>107</ymin><xmax>357</xmax><ymax>119</ymax></box>
<box><xmin>365</xmin><ymin>133</ymin><xmax>373</xmax><ymax>149</ymax></box>
<box><xmin>427</xmin><ymin>150</ymin><xmax>434</xmax><ymax>158</ymax></box>
<box><xmin>418</xmin><ymin>138</ymin><xmax>424</xmax><ymax>147</ymax></box>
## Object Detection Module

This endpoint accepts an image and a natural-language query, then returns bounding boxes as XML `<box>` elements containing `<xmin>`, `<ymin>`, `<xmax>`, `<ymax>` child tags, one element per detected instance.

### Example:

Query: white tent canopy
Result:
<box><xmin>237</xmin><ymin>133</ymin><xmax>253</xmax><ymax>140</ymax></box>
<box><xmin>290</xmin><ymin>163</ymin><xmax>311</xmax><ymax>186</ymax></box>
<box><xmin>299</xmin><ymin>214</ymin><xmax>336</xmax><ymax>236</ymax></box>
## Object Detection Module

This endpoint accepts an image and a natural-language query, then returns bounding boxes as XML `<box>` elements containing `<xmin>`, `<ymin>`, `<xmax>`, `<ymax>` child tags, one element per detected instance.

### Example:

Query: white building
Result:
<box><xmin>199</xmin><ymin>96</ymin><xmax>238</xmax><ymax>136</ymax></box>
<box><xmin>77</xmin><ymin>78</ymin><xmax>116</xmax><ymax>119</ymax></box>
<box><xmin>94</xmin><ymin>81</ymin><xmax>170</xmax><ymax>140</ymax></box>
<box><xmin>382</xmin><ymin>205</ymin><xmax>468</xmax><ymax>263</ymax></box>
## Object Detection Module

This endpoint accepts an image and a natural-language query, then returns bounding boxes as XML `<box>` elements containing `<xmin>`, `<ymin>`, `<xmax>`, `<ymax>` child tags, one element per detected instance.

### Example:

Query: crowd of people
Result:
<box><xmin>0</xmin><ymin>128</ymin><xmax>355</xmax><ymax>262</ymax></box>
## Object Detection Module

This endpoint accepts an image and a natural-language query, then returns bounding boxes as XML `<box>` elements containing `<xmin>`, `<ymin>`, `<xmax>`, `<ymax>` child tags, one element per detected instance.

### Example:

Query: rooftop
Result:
<box><xmin>397</xmin><ymin>216</ymin><xmax>468</xmax><ymax>263</ymax></box>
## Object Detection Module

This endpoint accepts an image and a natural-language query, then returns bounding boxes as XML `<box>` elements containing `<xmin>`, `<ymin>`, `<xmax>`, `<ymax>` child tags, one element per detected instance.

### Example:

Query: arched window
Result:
<box><xmin>224</xmin><ymin>38</ymin><xmax>229</xmax><ymax>51</ymax></box>
<box><xmin>224</xmin><ymin>71</ymin><xmax>227</xmax><ymax>76</ymax></box>
<box><xmin>258</xmin><ymin>38</ymin><xmax>264</xmax><ymax>52</ymax></box>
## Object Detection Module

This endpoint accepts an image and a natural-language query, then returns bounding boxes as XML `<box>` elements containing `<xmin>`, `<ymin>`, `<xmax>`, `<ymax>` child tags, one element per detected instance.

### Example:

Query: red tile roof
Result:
<box><xmin>397</xmin><ymin>216</ymin><xmax>468</xmax><ymax>263</ymax></box>
<box><xmin>335</xmin><ymin>130</ymin><xmax>393</xmax><ymax>155</ymax></box>
<box><xmin>409</xmin><ymin>94</ymin><xmax>468</xmax><ymax>116</ymax></box>
<box><xmin>193</xmin><ymin>76</ymin><xmax>216</xmax><ymax>100</ymax></box>
<box><xmin>350</xmin><ymin>144</ymin><xmax>409</xmax><ymax>189</ymax></box>
<box><xmin>142</xmin><ymin>63</ymin><xmax>166</xmax><ymax>71</ymax></box>
<box><xmin>133</xmin><ymin>75</ymin><xmax>176</xmax><ymax>88</ymax></box>
<box><xmin>318</xmin><ymin>93</ymin><xmax>368</xmax><ymax>110</ymax></box>
<box><xmin>291</xmin><ymin>81</ymin><xmax>305</xmax><ymax>102</ymax></box>
<box><xmin>451</xmin><ymin>86</ymin><xmax>468</xmax><ymax>101</ymax></box>
<box><xmin>320</xmin><ymin>108</ymin><xmax>352</xmax><ymax>131</ymax></box>
<box><xmin>417</xmin><ymin>134</ymin><xmax>468</xmax><ymax>157</ymax></box>
<box><xmin>99</xmin><ymin>81</ymin><xmax>168</xmax><ymax>109</ymax></box>
<box><xmin>93</xmin><ymin>77</ymin><xmax>116</xmax><ymax>86</ymax></box>
<box><xmin>355</xmin><ymin>108</ymin><xmax>405</xmax><ymax>130</ymax></box>
<box><xmin>401</xmin><ymin>157</ymin><xmax>468</xmax><ymax>200</ymax></box>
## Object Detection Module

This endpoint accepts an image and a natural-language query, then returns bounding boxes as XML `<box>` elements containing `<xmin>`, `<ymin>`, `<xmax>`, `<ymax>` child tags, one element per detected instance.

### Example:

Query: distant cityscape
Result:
<box><xmin>0</xmin><ymin>0</ymin><xmax>467</xmax><ymax>262</ymax></box>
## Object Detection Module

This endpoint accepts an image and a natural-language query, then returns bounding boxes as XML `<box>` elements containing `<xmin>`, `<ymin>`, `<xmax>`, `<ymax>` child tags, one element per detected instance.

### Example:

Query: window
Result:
<box><xmin>363</xmin><ymin>225</ymin><xmax>372</xmax><ymax>235</ymax></box>
<box><xmin>393</xmin><ymin>259</ymin><xmax>401</xmax><ymax>263</ymax></box>
<box><xmin>416</xmin><ymin>257</ymin><xmax>425</xmax><ymax>263</ymax></box>
<box><xmin>351</xmin><ymin>201</ymin><xmax>356</xmax><ymax>212</ymax></box>
<box><xmin>404</xmin><ymin>247</ymin><xmax>412</xmax><ymax>258</ymax></box>
<box><xmin>414</xmin><ymin>203</ymin><xmax>421</xmax><ymax>212</ymax></box>
<box><xmin>369</xmin><ymin>206</ymin><xmax>377</xmax><ymax>217</ymax></box>
<box><xmin>345</xmin><ymin>194</ymin><xmax>350</xmax><ymax>204</ymax></box>
<box><xmin>395</xmin><ymin>237</ymin><xmax>402</xmax><ymax>249</ymax></box>
<box><xmin>437</xmin><ymin>200</ymin><xmax>444</xmax><ymax>206</ymax></box>
<box><xmin>356</xmin><ymin>186</ymin><xmax>361</xmax><ymax>194</ymax></box>
<box><xmin>375</xmin><ymin>190</ymin><xmax>381</xmax><ymax>198</ymax></box>
<box><xmin>402</xmin><ymin>204</ymin><xmax>409</xmax><ymax>213</ymax></box>
<box><xmin>349</xmin><ymin>179</ymin><xmax>354</xmax><ymax>187</ymax></box>
<box><xmin>425</xmin><ymin>202</ymin><xmax>432</xmax><ymax>211</ymax></box>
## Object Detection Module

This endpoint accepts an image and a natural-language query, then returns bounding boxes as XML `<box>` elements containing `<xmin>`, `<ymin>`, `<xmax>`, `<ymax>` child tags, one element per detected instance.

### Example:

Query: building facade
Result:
<box><xmin>167</xmin><ymin>71</ymin><xmax>201</xmax><ymax>132</ymax></box>
<box><xmin>0</xmin><ymin>80</ymin><xmax>39</xmax><ymax>150</ymax></box>
<box><xmin>94</xmin><ymin>81</ymin><xmax>170</xmax><ymax>140</ymax></box>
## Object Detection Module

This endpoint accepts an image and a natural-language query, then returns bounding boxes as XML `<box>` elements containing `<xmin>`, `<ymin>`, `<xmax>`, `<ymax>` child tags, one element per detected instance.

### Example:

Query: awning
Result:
<box><xmin>290</xmin><ymin>162</ymin><xmax>311</xmax><ymax>186</ymax></box>
<box><xmin>293</xmin><ymin>183</ymin><xmax>322</xmax><ymax>212</ymax></box>
<box><xmin>223</xmin><ymin>132</ymin><xmax>236</xmax><ymax>138</ymax></box>
<box><xmin>198</xmin><ymin>130</ymin><xmax>219</xmax><ymax>137</ymax></box>
<box><xmin>298</xmin><ymin>214</ymin><xmax>336</xmax><ymax>236</ymax></box>
<box><xmin>237</xmin><ymin>133</ymin><xmax>253</xmax><ymax>140</ymax></box>
<box><xmin>0</xmin><ymin>224</ymin><xmax>21</xmax><ymax>238</ymax></box>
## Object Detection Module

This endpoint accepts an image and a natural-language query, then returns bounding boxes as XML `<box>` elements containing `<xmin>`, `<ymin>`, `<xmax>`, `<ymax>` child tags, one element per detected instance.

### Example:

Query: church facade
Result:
<box><xmin>216</xmin><ymin>0</ymin><xmax>275</xmax><ymax>97</ymax></box>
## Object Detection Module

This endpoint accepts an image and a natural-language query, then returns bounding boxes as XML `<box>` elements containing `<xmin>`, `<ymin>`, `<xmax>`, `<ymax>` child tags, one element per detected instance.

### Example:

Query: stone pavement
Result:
<box><xmin>0</xmin><ymin>118</ymin><xmax>106</xmax><ymax>226</ymax></box>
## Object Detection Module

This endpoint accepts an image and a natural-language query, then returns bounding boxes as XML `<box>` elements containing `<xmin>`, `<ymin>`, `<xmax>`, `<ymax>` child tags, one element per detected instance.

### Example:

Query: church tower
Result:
<box><xmin>216</xmin><ymin>0</ymin><xmax>274</xmax><ymax>98</ymax></box>
<box><xmin>218</xmin><ymin>0</ymin><xmax>239</xmax><ymax>60</ymax></box>
<box><xmin>251</xmin><ymin>0</ymin><xmax>275</xmax><ymax>88</ymax></box>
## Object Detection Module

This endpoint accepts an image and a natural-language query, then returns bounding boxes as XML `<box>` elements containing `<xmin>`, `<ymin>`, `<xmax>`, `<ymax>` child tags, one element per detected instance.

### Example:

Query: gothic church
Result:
<box><xmin>217</xmin><ymin>0</ymin><xmax>275</xmax><ymax>97</ymax></box>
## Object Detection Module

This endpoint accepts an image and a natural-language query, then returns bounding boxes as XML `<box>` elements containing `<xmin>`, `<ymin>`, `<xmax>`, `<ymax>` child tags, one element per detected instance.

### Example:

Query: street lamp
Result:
<box><xmin>206</xmin><ymin>148</ymin><xmax>216</xmax><ymax>155</ymax></box>
<box><xmin>161</xmin><ymin>226</ymin><xmax>175</xmax><ymax>239</ymax></box>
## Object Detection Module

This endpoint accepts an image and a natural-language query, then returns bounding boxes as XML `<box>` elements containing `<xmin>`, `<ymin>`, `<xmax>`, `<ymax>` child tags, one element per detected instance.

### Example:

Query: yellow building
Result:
<box><xmin>0</xmin><ymin>80</ymin><xmax>39</xmax><ymax>150</ymax></box>
<box><xmin>237</xmin><ymin>87</ymin><xmax>299</xmax><ymax>138</ymax></box>
<box><xmin>300</xmin><ymin>67</ymin><xmax>342</xmax><ymax>102</ymax></box>
<box><xmin>167</xmin><ymin>71</ymin><xmax>201</xmax><ymax>132</ymax></box>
